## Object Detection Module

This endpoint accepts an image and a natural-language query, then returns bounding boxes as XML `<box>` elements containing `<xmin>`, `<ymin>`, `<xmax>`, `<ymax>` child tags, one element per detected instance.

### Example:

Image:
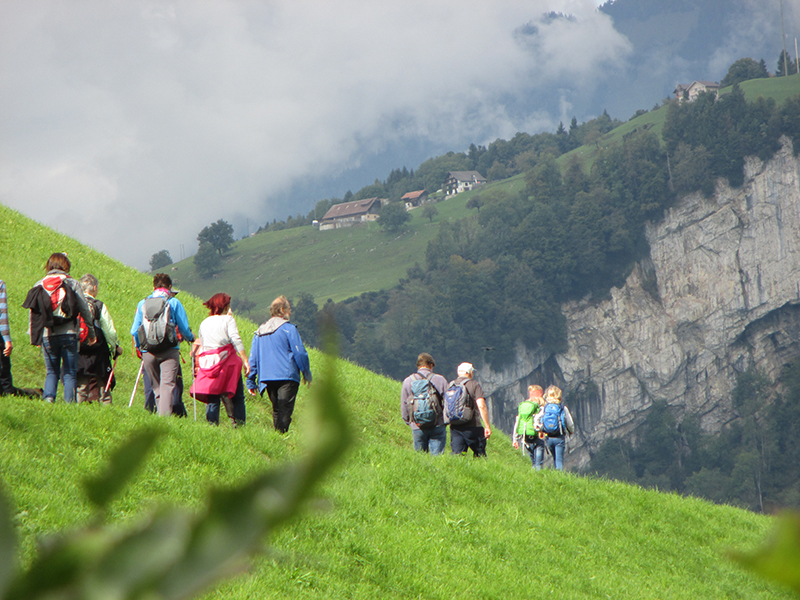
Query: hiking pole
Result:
<box><xmin>104</xmin><ymin>356</ymin><xmax>118</xmax><ymax>394</ymax></box>
<box><xmin>129</xmin><ymin>361</ymin><xmax>144</xmax><ymax>407</ymax></box>
<box><xmin>191</xmin><ymin>354</ymin><xmax>197</xmax><ymax>422</ymax></box>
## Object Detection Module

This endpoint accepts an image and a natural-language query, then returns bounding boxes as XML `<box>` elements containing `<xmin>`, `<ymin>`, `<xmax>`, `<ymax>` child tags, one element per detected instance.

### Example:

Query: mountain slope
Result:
<box><xmin>0</xmin><ymin>203</ymin><xmax>791</xmax><ymax>598</ymax></box>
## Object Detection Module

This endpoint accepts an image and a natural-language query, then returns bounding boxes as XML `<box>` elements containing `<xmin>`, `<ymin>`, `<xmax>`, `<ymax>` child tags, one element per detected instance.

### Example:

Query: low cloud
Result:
<box><xmin>2</xmin><ymin>1</ymin><xmax>633</xmax><ymax>267</ymax></box>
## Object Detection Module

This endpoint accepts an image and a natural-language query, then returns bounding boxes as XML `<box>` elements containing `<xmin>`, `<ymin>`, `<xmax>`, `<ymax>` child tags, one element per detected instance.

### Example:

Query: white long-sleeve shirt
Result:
<box><xmin>197</xmin><ymin>314</ymin><xmax>245</xmax><ymax>352</ymax></box>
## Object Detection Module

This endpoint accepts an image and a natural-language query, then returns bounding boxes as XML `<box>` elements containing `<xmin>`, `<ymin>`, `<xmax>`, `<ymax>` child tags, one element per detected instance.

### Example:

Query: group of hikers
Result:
<box><xmin>1</xmin><ymin>252</ymin><xmax>312</xmax><ymax>432</ymax></box>
<box><xmin>3</xmin><ymin>252</ymin><xmax>574</xmax><ymax>466</ymax></box>
<box><xmin>401</xmin><ymin>352</ymin><xmax>574</xmax><ymax>468</ymax></box>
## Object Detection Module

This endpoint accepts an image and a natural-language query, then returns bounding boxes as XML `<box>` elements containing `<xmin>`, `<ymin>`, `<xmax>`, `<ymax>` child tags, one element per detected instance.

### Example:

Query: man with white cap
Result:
<box><xmin>448</xmin><ymin>362</ymin><xmax>491</xmax><ymax>457</ymax></box>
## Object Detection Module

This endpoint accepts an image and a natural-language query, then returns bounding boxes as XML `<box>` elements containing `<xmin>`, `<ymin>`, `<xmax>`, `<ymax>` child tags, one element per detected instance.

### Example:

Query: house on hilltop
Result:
<box><xmin>401</xmin><ymin>190</ymin><xmax>429</xmax><ymax>209</ymax></box>
<box><xmin>674</xmin><ymin>80</ymin><xmax>720</xmax><ymax>103</ymax></box>
<box><xmin>319</xmin><ymin>197</ymin><xmax>383</xmax><ymax>231</ymax></box>
<box><xmin>444</xmin><ymin>171</ymin><xmax>486</xmax><ymax>196</ymax></box>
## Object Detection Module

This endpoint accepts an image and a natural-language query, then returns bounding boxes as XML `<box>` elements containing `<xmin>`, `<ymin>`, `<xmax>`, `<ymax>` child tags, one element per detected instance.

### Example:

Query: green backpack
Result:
<box><xmin>516</xmin><ymin>400</ymin><xmax>539</xmax><ymax>438</ymax></box>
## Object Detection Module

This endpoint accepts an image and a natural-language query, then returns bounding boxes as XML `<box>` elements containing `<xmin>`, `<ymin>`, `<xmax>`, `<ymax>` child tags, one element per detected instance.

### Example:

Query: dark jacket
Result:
<box><xmin>22</xmin><ymin>286</ymin><xmax>58</xmax><ymax>346</ymax></box>
<box><xmin>23</xmin><ymin>273</ymin><xmax>93</xmax><ymax>346</ymax></box>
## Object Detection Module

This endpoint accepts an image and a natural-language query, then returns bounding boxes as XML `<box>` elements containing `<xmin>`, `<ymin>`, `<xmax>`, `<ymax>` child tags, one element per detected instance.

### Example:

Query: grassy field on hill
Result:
<box><xmin>169</xmin><ymin>176</ymin><xmax>527</xmax><ymax>317</ymax></box>
<box><xmin>0</xmin><ymin>203</ymin><xmax>793</xmax><ymax>598</ymax></box>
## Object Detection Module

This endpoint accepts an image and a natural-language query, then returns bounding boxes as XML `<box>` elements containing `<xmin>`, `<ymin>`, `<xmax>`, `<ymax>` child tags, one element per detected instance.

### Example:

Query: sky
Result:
<box><xmin>0</xmin><ymin>0</ymin><xmax>796</xmax><ymax>269</ymax></box>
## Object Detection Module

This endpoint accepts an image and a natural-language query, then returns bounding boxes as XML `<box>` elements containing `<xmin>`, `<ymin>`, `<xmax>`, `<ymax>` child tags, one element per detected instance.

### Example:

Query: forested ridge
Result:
<box><xmin>586</xmin><ymin>359</ymin><xmax>800</xmax><ymax>513</ymax></box>
<box><xmin>294</xmin><ymin>86</ymin><xmax>800</xmax><ymax>383</ymax></box>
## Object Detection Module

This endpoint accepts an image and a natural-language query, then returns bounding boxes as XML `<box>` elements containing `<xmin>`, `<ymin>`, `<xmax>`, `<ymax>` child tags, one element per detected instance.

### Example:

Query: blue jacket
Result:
<box><xmin>131</xmin><ymin>289</ymin><xmax>194</xmax><ymax>351</ymax></box>
<box><xmin>247</xmin><ymin>317</ymin><xmax>312</xmax><ymax>393</ymax></box>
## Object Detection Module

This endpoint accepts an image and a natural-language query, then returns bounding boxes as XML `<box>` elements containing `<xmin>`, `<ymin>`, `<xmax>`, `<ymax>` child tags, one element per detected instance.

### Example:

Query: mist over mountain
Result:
<box><xmin>0</xmin><ymin>0</ymin><xmax>796</xmax><ymax>268</ymax></box>
<box><xmin>275</xmin><ymin>0</ymin><xmax>799</xmax><ymax>230</ymax></box>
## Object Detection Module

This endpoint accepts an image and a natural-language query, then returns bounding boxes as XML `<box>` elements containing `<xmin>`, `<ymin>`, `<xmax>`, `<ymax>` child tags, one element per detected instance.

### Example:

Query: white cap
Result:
<box><xmin>457</xmin><ymin>362</ymin><xmax>475</xmax><ymax>376</ymax></box>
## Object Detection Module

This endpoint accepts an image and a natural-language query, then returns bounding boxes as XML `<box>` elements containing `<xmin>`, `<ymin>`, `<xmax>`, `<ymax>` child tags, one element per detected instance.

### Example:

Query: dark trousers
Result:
<box><xmin>0</xmin><ymin>339</ymin><xmax>38</xmax><ymax>398</ymax></box>
<box><xmin>264</xmin><ymin>380</ymin><xmax>299</xmax><ymax>433</ymax></box>
<box><xmin>206</xmin><ymin>377</ymin><xmax>246</xmax><ymax>426</ymax></box>
<box><xmin>0</xmin><ymin>339</ymin><xmax>17</xmax><ymax>395</ymax></box>
<box><xmin>450</xmin><ymin>426</ymin><xmax>487</xmax><ymax>457</ymax></box>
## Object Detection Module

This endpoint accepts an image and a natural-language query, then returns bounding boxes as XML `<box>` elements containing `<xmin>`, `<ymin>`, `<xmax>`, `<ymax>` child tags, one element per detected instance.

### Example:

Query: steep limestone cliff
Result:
<box><xmin>481</xmin><ymin>138</ymin><xmax>800</xmax><ymax>468</ymax></box>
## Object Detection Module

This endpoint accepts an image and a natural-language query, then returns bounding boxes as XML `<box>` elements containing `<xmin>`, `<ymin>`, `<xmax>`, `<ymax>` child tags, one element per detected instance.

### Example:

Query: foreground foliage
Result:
<box><xmin>0</xmin><ymin>350</ymin><xmax>348</xmax><ymax>600</ymax></box>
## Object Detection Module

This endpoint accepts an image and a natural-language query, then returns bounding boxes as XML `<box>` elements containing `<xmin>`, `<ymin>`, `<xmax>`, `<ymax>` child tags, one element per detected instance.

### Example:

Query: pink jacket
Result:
<box><xmin>189</xmin><ymin>343</ymin><xmax>242</xmax><ymax>402</ymax></box>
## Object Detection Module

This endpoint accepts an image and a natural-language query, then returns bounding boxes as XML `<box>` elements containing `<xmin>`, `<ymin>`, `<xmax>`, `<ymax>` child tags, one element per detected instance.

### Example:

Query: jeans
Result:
<box><xmin>450</xmin><ymin>426</ymin><xmax>487</xmax><ymax>457</ymax></box>
<box><xmin>206</xmin><ymin>377</ymin><xmax>246</xmax><ymax>427</ymax></box>
<box><xmin>42</xmin><ymin>334</ymin><xmax>79</xmax><ymax>402</ymax></box>
<box><xmin>264</xmin><ymin>380</ymin><xmax>299</xmax><ymax>433</ymax></box>
<box><xmin>412</xmin><ymin>425</ymin><xmax>447</xmax><ymax>455</ymax></box>
<box><xmin>544</xmin><ymin>435</ymin><xmax>566</xmax><ymax>470</ymax></box>
<box><xmin>524</xmin><ymin>437</ymin><xmax>545</xmax><ymax>469</ymax></box>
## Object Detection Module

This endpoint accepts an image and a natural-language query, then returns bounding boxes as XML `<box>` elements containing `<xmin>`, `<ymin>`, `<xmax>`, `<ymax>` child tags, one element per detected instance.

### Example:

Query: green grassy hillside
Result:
<box><xmin>169</xmin><ymin>183</ymin><xmax>525</xmax><ymax>318</ymax></box>
<box><xmin>0</xmin><ymin>203</ymin><xmax>792</xmax><ymax>598</ymax></box>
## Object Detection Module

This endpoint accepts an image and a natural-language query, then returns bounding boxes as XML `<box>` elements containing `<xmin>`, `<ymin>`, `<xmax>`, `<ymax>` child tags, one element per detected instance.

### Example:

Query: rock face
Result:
<box><xmin>481</xmin><ymin>138</ymin><xmax>800</xmax><ymax>468</ymax></box>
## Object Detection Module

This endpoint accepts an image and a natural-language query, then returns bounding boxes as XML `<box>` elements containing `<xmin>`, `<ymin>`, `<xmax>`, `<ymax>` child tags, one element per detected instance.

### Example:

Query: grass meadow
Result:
<box><xmin>0</xmin><ymin>203</ymin><xmax>793</xmax><ymax>598</ymax></box>
<box><xmin>168</xmin><ymin>178</ymin><xmax>526</xmax><ymax>319</ymax></box>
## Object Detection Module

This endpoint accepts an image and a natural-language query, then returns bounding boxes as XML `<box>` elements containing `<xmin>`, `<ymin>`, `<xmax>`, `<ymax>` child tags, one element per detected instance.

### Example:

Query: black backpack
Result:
<box><xmin>137</xmin><ymin>296</ymin><xmax>177</xmax><ymax>353</ymax></box>
<box><xmin>79</xmin><ymin>298</ymin><xmax>106</xmax><ymax>349</ymax></box>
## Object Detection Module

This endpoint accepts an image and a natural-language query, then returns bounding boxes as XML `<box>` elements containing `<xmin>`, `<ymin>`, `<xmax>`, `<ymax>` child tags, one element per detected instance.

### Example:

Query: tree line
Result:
<box><xmin>585</xmin><ymin>359</ymin><xmax>800</xmax><ymax>512</ymax></box>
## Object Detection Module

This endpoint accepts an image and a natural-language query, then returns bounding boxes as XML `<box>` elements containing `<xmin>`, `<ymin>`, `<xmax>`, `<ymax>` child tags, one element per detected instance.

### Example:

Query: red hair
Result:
<box><xmin>203</xmin><ymin>293</ymin><xmax>231</xmax><ymax>316</ymax></box>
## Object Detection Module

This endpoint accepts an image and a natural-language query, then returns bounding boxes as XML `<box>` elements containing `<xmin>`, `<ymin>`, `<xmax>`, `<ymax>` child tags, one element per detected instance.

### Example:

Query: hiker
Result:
<box><xmin>76</xmin><ymin>274</ymin><xmax>122</xmax><ymax>404</ymax></box>
<box><xmin>23</xmin><ymin>253</ymin><xmax>96</xmax><ymax>403</ymax></box>
<box><xmin>247</xmin><ymin>295</ymin><xmax>312</xmax><ymax>433</ymax></box>
<box><xmin>0</xmin><ymin>279</ymin><xmax>41</xmax><ymax>398</ymax></box>
<box><xmin>512</xmin><ymin>384</ymin><xmax>545</xmax><ymax>468</ymax></box>
<box><xmin>131</xmin><ymin>273</ymin><xmax>195</xmax><ymax>416</ymax></box>
<box><xmin>533</xmin><ymin>385</ymin><xmax>575</xmax><ymax>470</ymax></box>
<box><xmin>137</xmin><ymin>287</ymin><xmax>188</xmax><ymax>416</ymax></box>
<box><xmin>446</xmin><ymin>362</ymin><xmax>492</xmax><ymax>457</ymax></box>
<box><xmin>400</xmin><ymin>352</ymin><xmax>448</xmax><ymax>455</ymax></box>
<box><xmin>190</xmin><ymin>293</ymin><xmax>249</xmax><ymax>427</ymax></box>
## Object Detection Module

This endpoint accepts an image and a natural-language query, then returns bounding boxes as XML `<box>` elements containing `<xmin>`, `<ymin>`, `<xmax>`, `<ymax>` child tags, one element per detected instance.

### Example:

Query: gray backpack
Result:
<box><xmin>137</xmin><ymin>296</ymin><xmax>177</xmax><ymax>353</ymax></box>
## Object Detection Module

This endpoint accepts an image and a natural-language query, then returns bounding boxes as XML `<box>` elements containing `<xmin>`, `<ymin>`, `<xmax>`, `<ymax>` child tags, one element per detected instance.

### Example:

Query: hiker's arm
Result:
<box><xmin>512</xmin><ymin>416</ymin><xmax>520</xmax><ymax>448</ymax></box>
<box><xmin>400</xmin><ymin>379</ymin><xmax>411</xmax><ymax>425</ymax></box>
<box><xmin>246</xmin><ymin>336</ymin><xmax>258</xmax><ymax>395</ymax></box>
<box><xmin>238</xmin><ymin>349</ymin><xmax>250</xmax><ymax>376</ymax></box>
<box><xmin>99</xmin><ymin>303</ymin><xmax>119</xmax><ymax>348</ymax></box>
<box><xmin>564</xmin><ymin>406</ymin><xmax>575</xmax><ymax>435</ymax></box>
<box><xmin>171</xmin><ymin>301</ymin><xmax>194</xmax><ymax>343</ymax></box>
<box><xmin>476</xmin><ymin>397</ymin><xmax>491</xmax><ymax>439</ymax></box>
<box><xmin>189</xmin><ymin>339</ymin><xmax>201</xmax><ymax>374</ymax></box>
<box><xmin>288</xmin><ymin>326</ymin><xmax>312</xmax><ymax>384</ymax></box>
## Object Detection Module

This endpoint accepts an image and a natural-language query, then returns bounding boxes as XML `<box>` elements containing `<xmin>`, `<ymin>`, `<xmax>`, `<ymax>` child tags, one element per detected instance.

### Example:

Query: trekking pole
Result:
<box><xmin>191</xmin><ymin>354</ymin><xmax>197</xmax><ymax>422</ymax></box>
<box><xmin>104</xmin><ymin>356</ymin><xmax>118</xmax><ymax>394</ymax></box>
<box><xmin>129</xmin><ymin>361</ymin><xmax>144</xmax><ymax>407</ymax></box>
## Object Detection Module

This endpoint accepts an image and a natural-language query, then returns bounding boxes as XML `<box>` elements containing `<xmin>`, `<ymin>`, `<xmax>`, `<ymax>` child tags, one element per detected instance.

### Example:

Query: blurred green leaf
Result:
<box><xmin>0</xmin><ymin>487</ymin><xmax>16</xmax><ymax>598</ymax></box>
<box><xmin>2</xmin><ymin>345</ymin><xmax>349</xmax><ymax>600</ymax></box>
<box><xmin>83</xmin><ymin>428</ymin><xmax>162</xmax><ymax>510</ymax></box>
<box><xmin>732</xmin><ymin>510</ymin><xmax>800</xmax><ymax>594</ymax></box>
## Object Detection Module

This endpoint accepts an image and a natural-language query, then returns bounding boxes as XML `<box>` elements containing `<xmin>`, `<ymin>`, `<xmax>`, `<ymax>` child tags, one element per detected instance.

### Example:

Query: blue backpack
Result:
<box><xmin>540</xmin><ymin>402</ymin><xmax>565</xmax><ymax>435</ymax></box>
<box><xmin>444</xmin><ymin>378</ymin><xmax>473</xmax><ymax>426</ymax></box>
<box><xmin>409</xmin><ymin>373</ymin><xmax>441</xmax><ymax>428</ymax></box>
